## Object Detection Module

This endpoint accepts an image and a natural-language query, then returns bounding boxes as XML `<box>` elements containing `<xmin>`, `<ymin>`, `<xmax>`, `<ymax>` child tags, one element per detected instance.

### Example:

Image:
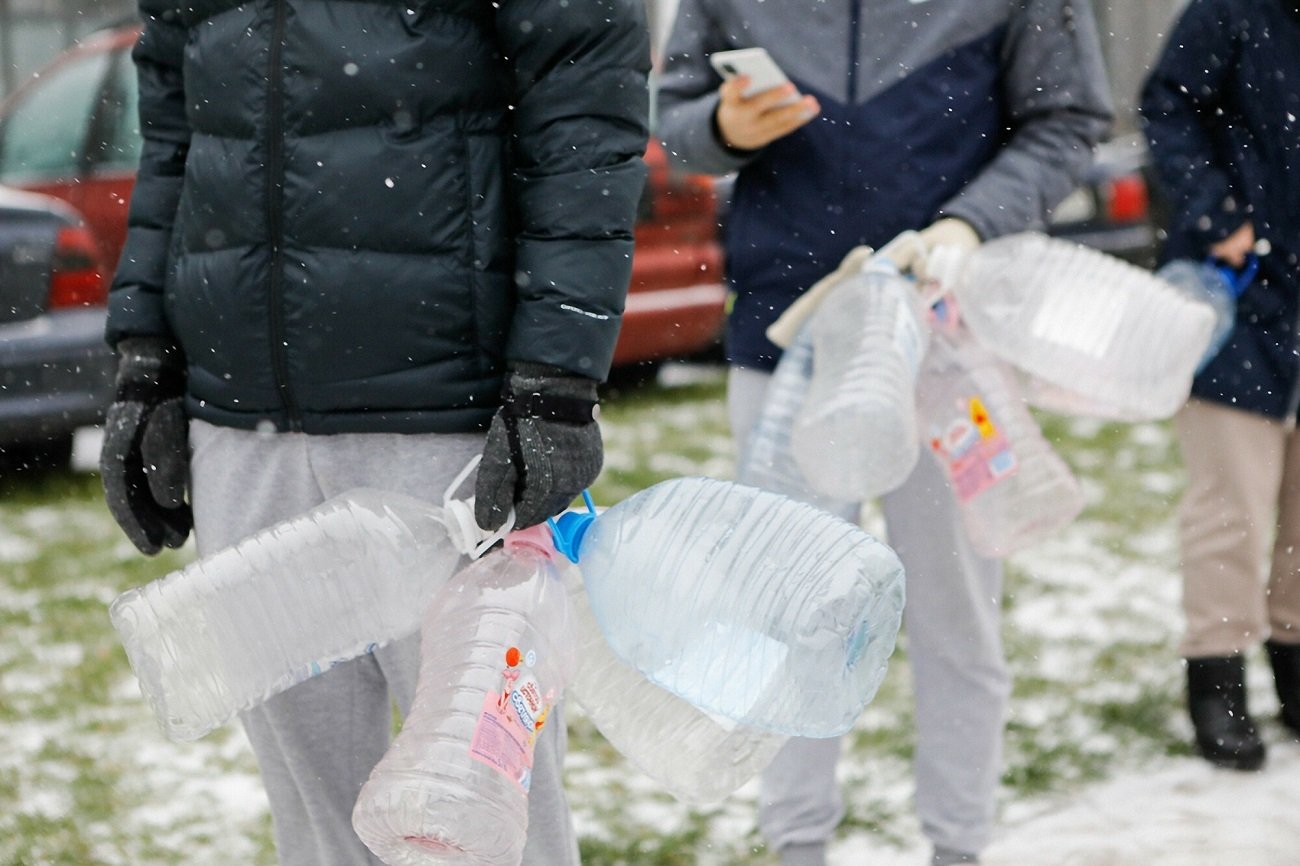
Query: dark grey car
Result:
<box><xmin>0</xmin><ymin>184</ymin><xmax>114</xmax><ymax>469</ymax></box>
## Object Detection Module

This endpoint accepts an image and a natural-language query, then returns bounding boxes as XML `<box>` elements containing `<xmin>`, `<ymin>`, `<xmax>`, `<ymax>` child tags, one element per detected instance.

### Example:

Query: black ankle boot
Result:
<box><xmin>1265</xmin><ymin>640</ymin><xmax>1300</xmax><ymax>738</ymax></box>
<box><xmin>1186</xmin><ymin>655</ymin><xmax>1266</xmax><ymax>771</ymax></box>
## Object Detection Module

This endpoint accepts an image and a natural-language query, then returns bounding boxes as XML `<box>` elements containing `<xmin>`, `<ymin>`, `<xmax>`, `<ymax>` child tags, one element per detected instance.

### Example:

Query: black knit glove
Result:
<box><xmin>475</xmin><ymin>364</ymin><xmax>603</xmax><ymax>531</ymax></box>
<box><xmin>100</xmin><ymin>337</ymin><xmax>191</xmax><ymax>555</ymax></box>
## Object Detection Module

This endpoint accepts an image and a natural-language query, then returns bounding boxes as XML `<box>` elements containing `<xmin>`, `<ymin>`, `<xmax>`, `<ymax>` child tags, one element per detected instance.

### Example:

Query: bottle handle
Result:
<box><xmin>547</xmin><ymin>490</ymin><xmax>598</xmax><ymax>564</ymax></box>
<box><xmin>1208</xmin><ymin>253</ymin><xmax>1259</xmax><ymax>298</ymax></box>
<box><xmin>440</xmin><ymin>453</ymin><xmax>516</xmax><ymax>558</ymax></box>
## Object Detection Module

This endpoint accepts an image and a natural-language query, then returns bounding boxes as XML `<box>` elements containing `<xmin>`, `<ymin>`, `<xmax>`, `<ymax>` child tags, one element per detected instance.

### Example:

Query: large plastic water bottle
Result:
<box><xmin>737</xmin><ymin>324</ymin><xmax>858</xmax><ymax>516</ymax></box>
<box><xmin>791</xmin><ymin>257</ymin><xmax>930</xmax><ymax>501</ymax></box>
<box><xmin>109</xmin><ymin>488</ymin><xmax>487</xmax><ymax>742</ymax></box>
<box><xmin>561</xmin><ymin>556</ymin><xmax>787</xmax><ymax>805</ymax></box>
<box><xmin>915</xmin><ymin>317</ymin><xmax>1085</xmax><ymax>558</ymax></box>
<box><xmin>928</xmin><ymin>232</ymin><xmax>1218</xmax><ymax>421</ymax></box>
<box><xmin>1156</xmin><ymin>255</ymin><xmax>1257</xmax><ymax>373</ymax></box>
<box><xmin>352</xmin><ymin>526</ymin><xmax>575</xmax><ymax>866</ymax></box>
<box><xmin>550</xmin><ymin>477</ymin><xmax>906</xmax><ymax>738</ymax></box>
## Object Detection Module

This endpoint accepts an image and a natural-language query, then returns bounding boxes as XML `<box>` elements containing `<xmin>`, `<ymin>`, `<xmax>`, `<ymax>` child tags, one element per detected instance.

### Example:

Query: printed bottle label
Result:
<box><xmin>929</xmin><ymin>396</ymin><xmax>1019</xmax><ymax>502</ymax></box>
<box><xmin>469</xmin><ymin>646</ymin><xmax>553</xmax><ymax>792</ymax></box>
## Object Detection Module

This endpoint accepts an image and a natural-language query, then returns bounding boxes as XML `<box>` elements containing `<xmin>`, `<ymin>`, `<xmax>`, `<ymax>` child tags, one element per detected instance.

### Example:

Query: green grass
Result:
<box><xmin>0</xmin><ymin>365</ymin><xmax>1202</xmax><ymax>865</ymax></box>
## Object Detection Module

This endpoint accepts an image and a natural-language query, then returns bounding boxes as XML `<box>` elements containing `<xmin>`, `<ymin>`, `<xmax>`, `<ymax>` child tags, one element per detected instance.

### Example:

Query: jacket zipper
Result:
<box><xmin>265</xmin><ymin>0</ymin><xmax>300</xmax><ymax>430</ymax></box>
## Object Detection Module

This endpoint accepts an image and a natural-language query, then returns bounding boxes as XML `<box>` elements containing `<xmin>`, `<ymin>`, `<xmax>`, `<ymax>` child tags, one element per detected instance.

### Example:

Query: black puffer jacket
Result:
<box><xmin>107</xmin><ymin>0</ymin><xmax>650</xmax><ymax>434</ymax></box>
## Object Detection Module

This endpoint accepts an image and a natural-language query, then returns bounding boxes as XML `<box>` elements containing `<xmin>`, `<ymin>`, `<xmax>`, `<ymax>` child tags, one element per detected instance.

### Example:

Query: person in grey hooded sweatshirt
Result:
<box><xmin>656</xmin><ymin>2</ymin><xmax>1112</xmax><ymax>864</ymax></box>
<box><xmin>98</xmin><ymin>1</ymin><xmax>650</xmax><ymax>864</ymax></box>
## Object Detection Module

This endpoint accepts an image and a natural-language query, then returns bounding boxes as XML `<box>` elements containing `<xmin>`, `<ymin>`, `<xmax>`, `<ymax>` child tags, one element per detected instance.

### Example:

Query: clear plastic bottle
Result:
<box><xmin>109</xmin><ymin>488</ymin><xmax>475</xmax><ymax>742</ymax></box>
<box><xmin>1155</xmin><ymin>255</ymin><xmax>1257</xmax><ymax>374</ymax></box>
<box><xmin>737</xmin><ymin>323</ymin><xmax>858</xmax><ymax>516</ymax></box>
<box><xmin>352</xmin><ymin>527</ymin><xmax>575</xmax><ymax>866</ymax></box>
<box><xmin>791</xmin><ymin>257</ymin><xmax>930</xmax><ymax>501</ymax></box>
<box><xmin>916</xmin><ymin>320</ymin><xmax>1085</xmax><ymax>558</ymax></box>
<box><xmin>929</xmin><ymin>232</ymin><xmax>1218</xmax><ymax>421</ymax></box>
<box><xmin>551</xmin><ymin>477</ymin><xmax>906</xmax><ymax>738</ymax></box>
<box><xmin>560</xmin><ymin>557</ymin><xmax>787</xmax><ymax>805</ymax></box>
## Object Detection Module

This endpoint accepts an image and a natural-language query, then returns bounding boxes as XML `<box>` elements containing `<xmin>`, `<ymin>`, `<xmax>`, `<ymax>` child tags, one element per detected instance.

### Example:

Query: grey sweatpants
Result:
<box><xmin>728</xmin><ymin>367</ymin><xmax>1010</xmax><ymax>857</ymax></box>
<box><xmin>189</xmin><ymin>420</ymin><xmax>580</xmax><ymax>866</ymax></box>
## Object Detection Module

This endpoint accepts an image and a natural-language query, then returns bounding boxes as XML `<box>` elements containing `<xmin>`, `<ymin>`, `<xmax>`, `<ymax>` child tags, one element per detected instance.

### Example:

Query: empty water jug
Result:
<box><xmin>550</xmin><ymin>477</ymin><xmax>906</xmax><ymax>738</ymax></box>
<box><xmin>109</xmin><ymin>487</ymin><xmax>487</xmax><ymax>741</ymax></box>
<box><xmin>928</xmin><ymin>232</ymin><xmax>1218</xmax><ymax>421</ymax></box>
<box><xmin>561</xmin><ymin>555</ymin><xmax>787</xmax><ymax>804</ymax></box>
<box><xmin>792</xmin><ymin>258</ymin><xmax>930</xmax><ymax>500</ymax></box>
<box><xmin>352</xmin><ymin>526</ymin><xmax>575</xmax><ymax>866</ymax></box>
<box><xmin>738</xmin><ymin>323</ymin><xmax>858</xmax><ymax>516</ymax></box>
<box><xmin>916</xmin><ymin>318</ymin><xmax>1085</xmax><ymax>557</ymax></box>
<box><xmin>1156</xmin><ymin>254</ymin><xmax>1258</xmax><ymax>373</ymax></box>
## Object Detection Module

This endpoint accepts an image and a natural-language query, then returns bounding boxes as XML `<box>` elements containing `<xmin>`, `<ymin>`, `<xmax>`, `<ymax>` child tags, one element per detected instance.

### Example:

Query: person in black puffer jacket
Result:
<box><xmin>1141</xmin><ymin>0</ymin><xmax>1300</xmax><ymax>773</ymax></box>
<box><xmin>98</xmin><ymin>2</ymin><xmax>650</xmax><ymax>864</ymax></box>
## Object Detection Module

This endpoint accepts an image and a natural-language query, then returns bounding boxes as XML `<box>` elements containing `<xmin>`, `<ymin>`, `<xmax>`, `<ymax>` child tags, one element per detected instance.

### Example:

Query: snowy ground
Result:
<box><xmin>5</xmin><ymin>370</ymin><xmax>1299</xmax><ymax>865</ymax></box>
<box><xmin>822</xmin><ymin>741</ymin><xmax>1300</xmax><ymax>866</ymax></box>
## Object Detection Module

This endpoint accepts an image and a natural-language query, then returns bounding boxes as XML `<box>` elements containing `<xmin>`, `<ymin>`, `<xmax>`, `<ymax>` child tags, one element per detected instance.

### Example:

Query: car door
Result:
<box><xmin>0</xmin><ymin>29</ymin><xmax>139</xmax><ymax>271</ymax></box>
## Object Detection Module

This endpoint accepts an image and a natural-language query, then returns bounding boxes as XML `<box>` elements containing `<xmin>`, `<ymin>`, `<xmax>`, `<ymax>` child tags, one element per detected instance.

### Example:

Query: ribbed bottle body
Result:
<box><xmin>793</xmin><ymin>264</ymin><xmax>930</xmax><ymax>500</ymax></box>
<box><xmin>949</xmin><ymin>233</ymin><xmax>1216</xmax><ymax>420</ymax></box>
<box><xmin>738</xmin><ymin>325</ymin><xmax>857</xmax><ymax>515</ymax></box>
<box><xmin>579</xmin><ymin>477</ymin><xmax>905</xmax><ymax>737</ymax></box>
<box><xmin>109</xmin><ymin>489</ymin><xmax>460</xmax><ymax>741</ymax></box>
<box><xmin>352</xmin><ymin>545</ymin><xmax>574</xmax><ymax>866</ymax></box>
<box><xmin>562</xmin><ymin>559</ymin><xmax>787</xmax><ymax>804</ymax></box>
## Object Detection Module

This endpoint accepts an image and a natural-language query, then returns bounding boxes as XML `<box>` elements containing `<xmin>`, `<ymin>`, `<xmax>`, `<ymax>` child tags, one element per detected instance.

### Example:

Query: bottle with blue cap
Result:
<box><xmin>555</xmin><ymin>517</ymin><xmax>789</xmax><ymax>804</ymax></box>
<box><xmin>549</xmin><ymin>476</ymin><xmax>906</xmax><ymax>738</ymax></box>
<box><xmin>1155</xmin><ymin>254</ymin><xmax>1258</xmax><ymax>373</ymax></box>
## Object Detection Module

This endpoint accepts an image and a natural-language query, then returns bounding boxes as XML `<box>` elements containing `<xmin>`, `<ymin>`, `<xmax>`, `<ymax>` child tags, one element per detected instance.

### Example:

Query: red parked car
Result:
<box><xmin>0</xmin><ymin>24</ymin><xmax>725</xmax><ymax>377</ymax></box>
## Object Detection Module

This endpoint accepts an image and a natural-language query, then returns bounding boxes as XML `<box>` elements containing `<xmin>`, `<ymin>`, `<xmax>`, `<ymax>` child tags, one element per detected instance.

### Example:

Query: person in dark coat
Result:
<box><xmin>97</xmin><ymin>2</ymin><xmax>650</xmax><ymax>863</ymax></box>
<box><xmin>1140</xmin><ymin>0</ymin><xmax>1300</xmax><ymax>772</ymax></box>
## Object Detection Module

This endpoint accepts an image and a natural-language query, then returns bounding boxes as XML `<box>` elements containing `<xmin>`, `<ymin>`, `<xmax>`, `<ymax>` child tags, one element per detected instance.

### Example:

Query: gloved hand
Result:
<box><xmin>910</xmin><ymin>217</ymin><xmax>980</xmax><ymax>282</ymax></box>
<box><xmin>100</xmin><ymin>336</ymin><xmax>192</xmax><ymax>555</ymax></box>
<box><xmin>475</xmin><ymin>363</ymin><xmax>603</xmax><ymax>532</ymax></box>
<box><xmin>765</xmin><ymin>218</ymin><xmax>980</xmax><ymax>349</ymax></box>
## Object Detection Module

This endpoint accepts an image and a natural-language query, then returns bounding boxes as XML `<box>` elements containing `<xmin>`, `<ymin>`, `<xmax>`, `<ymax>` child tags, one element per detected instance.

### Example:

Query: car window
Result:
<box><xmin>0</xmin><ymin>48</ymin><xmax>113</xmax><ymax>181</ymax></box>
<box><xmin>88</xmin><ymin>47</ymin><xmax>143</xmax><ymax>173</ymax></box>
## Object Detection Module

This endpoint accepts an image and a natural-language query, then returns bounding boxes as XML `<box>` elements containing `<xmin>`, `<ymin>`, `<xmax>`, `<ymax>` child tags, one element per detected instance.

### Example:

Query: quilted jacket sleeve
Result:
<box><xmin>494</xmin><ymin>1</ymin><xmax>652</xmax><ymax>381</ymax></box>
<box><xmin>105</xmin><ymin>0</ymin><xmax>190</xmax><ymax>347</ymax></box>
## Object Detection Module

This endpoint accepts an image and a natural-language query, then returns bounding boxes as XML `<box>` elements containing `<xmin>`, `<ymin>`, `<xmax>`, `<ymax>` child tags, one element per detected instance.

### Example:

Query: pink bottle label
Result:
<box><xmin>469</xmin><ymin>646</ymin><xmax>554</xmax><ymax>792</ymax></box>
<box><xmin>929</xmin><ymin>396</ymin><xmax>1019</xmax><ymax>503</ymax></box>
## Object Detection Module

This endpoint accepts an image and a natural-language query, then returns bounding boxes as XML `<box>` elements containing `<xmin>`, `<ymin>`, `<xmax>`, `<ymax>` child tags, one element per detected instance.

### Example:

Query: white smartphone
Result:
<box><xmin>709</xmin><ymin>47</ymin><xmax>800</xmax><ymax>105</ymax></box>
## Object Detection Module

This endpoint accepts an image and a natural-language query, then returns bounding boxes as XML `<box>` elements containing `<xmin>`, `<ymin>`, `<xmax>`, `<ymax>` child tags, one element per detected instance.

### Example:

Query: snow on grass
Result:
<box><xmin>4</xmin><ymin>367</ymin><xmax>1299</xmax><ymax>865</ymax></box>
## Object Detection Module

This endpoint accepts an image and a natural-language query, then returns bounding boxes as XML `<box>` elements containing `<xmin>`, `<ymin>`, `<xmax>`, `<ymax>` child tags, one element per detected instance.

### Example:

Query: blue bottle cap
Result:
<box><xmin>547</xmin><ymin>490</ymin><xmax>598</xmax><ymax>563</ymax></box>
<box><xmin>1210</xmin><ymin>253</ymin><xmax>1260</xmax><ymax>298</ymax></box>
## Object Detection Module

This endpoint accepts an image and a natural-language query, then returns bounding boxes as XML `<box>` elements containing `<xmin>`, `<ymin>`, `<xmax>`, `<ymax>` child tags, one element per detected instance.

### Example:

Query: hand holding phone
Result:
<box><xmin>709</xmin><ymin>47</ymin><xmax>800</xmax><ymax>105</ymax></box>
<box><xmin>709</xmin><ymin>47</ymin><xmax>819</xmax><ymax>151</ymax></box>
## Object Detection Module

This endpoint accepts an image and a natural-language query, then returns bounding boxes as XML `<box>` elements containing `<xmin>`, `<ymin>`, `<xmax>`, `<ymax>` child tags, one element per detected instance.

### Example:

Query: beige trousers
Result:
<box><xmin>1175</xmin><ymin>399</ymin><xmax>1300</xmax><ymax>657</ymax></box>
